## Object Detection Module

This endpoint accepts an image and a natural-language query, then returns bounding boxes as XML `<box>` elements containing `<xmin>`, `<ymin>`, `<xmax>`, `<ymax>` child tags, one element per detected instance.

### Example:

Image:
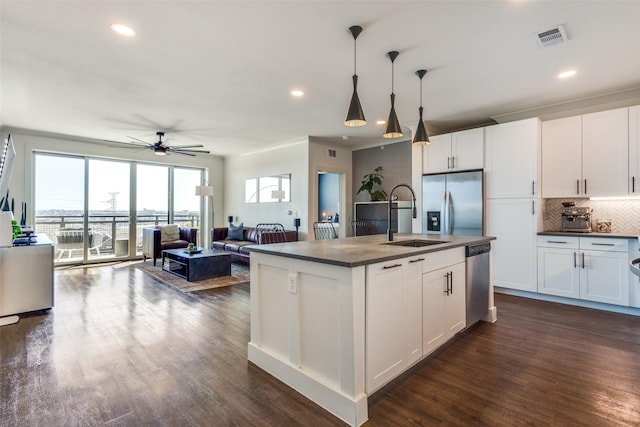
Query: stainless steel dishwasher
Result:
<box><xmin>465</xmin><ymin>242</ymin><xmax>491</xmax><ymax>327</ymax></box>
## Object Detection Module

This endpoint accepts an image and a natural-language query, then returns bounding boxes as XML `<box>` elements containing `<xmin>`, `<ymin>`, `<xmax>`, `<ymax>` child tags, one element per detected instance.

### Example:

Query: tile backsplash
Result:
<box><xmin>544</xmin><ymin>198</ymin><xmax>640</xmax><ymax>234</ymax></box>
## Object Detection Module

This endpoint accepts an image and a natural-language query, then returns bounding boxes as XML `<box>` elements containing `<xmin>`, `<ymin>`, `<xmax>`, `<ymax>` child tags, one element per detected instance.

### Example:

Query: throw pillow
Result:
<box><xmin>227</xmin><ymin>222</ymin><xmax>244</xmax><ymax>240</ymax></box>
<box><xmin>158</xmin><ymin>224</ymin><xmax>180</xmax><ymax>243</ymax></box>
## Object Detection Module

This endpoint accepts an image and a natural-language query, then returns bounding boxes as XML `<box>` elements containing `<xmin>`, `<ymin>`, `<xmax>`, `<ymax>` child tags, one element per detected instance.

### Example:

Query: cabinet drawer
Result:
<box><xmin>580</xmin><ymin>237</ymin><xmax>628</xmax><ymax>252</ymax></box>
<box><xmin>537</xmin><ymin>235</ymin><xmax>579</xmax><ymax>249</ymax></box>
<box><xmin>422</xmin><ymin>247</ymin><xmax>465</xmax><ymax>273</ymax></box>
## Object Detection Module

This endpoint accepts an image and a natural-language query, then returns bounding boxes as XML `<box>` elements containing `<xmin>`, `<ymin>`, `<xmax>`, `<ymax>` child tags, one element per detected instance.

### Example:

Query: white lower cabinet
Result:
<box><xmin>422</xmin><ymin>262</ymin><xmax>466</xmax><ymax>356</ymax></box>
<box><xmin>365</xmin><ymin>248</ymin><xmax>466</xmax><ymax>393</ymax></box>
<box><xmin>366</xmin><ymin>255</ymin><xmax>423</xmax><ymax>393</ymax></box>
<box><xmin>537</xmin><ymin>236</ymin><xmax>629</xmax><ymax>306</ymax></box>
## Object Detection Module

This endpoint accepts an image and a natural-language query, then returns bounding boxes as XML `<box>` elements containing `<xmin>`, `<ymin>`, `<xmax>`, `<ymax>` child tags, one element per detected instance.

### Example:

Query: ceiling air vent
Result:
<box><xmin>535</xmin><ymin>25</ymin><xmax>568</xmax><ymax>48</ymax></box>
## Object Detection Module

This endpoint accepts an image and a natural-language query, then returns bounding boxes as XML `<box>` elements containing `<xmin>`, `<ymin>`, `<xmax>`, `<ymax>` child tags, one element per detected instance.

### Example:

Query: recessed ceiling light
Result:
<box><xmin>558</xmin><ymin>69</ymin><xmax>577</xmax><ymax>79</ymax></box>
<box><xmin>290</xmin><ymin>89</ymin><xmax>304</xmax><ymax>97</ymax></box>
<box><xmin>376</xmin><ymin>120</ymin><xmax>386</xmax><ymax>125</ymax></box>
<box><xmin>110</xmin><ymin>23</ymin><xmax>136</xmax><ymax>37</ymax></box>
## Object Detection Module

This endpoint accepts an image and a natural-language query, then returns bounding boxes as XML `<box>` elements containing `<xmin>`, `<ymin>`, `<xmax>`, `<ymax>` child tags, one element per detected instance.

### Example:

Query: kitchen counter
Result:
<box><xmin>247</xmin><ymin>233</ymin><xmax>495</xmax><ymax>267</ymax></box>
<box><xmin>539</xmin><ymin>231</ymin><xmax>638</xmax><ymax>239</ymax></box>
<box><xmin>247</xmin><ymin>234</ymin><xmax>496</xmax><ymax>426</ymax></box>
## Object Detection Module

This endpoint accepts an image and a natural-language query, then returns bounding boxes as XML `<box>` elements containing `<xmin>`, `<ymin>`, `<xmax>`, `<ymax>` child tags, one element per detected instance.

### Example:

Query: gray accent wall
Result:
<box><xmin>352</xmin><ymin>140</ymin><xmax>412</xmax><ymax>205</ymax></box>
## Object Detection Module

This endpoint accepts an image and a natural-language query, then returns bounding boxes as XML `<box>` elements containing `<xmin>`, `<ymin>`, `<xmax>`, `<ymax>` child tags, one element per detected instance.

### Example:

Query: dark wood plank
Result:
<box><xmin>2</xmin><ymin>265</ymin><xmax>640</xmax><ymax>426</ymax></box>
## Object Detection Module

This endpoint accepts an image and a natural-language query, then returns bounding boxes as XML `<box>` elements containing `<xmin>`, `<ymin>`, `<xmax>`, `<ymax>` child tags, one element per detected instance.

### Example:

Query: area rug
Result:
<box><xmin>131</xmin><ymin>261</ymin><xmax>250</xmax><ymax>293</ymax></box>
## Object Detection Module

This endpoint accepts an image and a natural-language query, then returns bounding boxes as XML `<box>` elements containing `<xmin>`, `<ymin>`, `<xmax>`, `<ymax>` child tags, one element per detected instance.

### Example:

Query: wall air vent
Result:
<box><xmin>327</xmin><ymin>149</ymin><xmax>336</xmax><ymax>158</ymax></box>
<box><xmin>535</xmin><ymin>25</ymin><xmax>568</xmax><ymax>48</ymax></box>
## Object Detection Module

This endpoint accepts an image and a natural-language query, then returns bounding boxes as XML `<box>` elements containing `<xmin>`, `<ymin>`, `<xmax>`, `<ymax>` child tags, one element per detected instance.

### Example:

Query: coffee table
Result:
<box><xmin>162</xmin><ymin>248</ymin><xmax>231</xmax><ymax>282</ymax></box>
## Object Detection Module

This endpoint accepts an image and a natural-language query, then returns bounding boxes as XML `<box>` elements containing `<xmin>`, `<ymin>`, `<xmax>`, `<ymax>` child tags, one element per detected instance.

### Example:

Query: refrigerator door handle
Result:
<box><xmin>442</xmin><ymin>191</ymin><xmax>452</xmax><ymax>234</ymax></box>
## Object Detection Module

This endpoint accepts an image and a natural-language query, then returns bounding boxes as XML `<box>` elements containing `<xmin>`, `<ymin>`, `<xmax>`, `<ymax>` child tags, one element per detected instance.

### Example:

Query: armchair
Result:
<box><xmin>142</xmin><ymin>225</ymin><xmax>198</xmax><ymax>266</ymax></box>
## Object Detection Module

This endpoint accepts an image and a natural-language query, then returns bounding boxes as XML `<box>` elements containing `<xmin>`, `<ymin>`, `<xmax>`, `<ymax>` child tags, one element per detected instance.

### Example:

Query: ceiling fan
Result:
<box><xmin>120</xmin><ymin>131</ymin><xmax>210</xmax><ymax>156</ymax></box>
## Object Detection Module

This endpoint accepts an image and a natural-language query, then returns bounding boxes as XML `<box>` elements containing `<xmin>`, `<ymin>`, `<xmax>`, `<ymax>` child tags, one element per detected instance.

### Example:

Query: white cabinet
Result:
<box><xmin>422</xmin><ymin>262</ymin><xmax>465</xmax><ymax>356</ymax></box>
<box><xmin>541</xmin><ymin>116</ymin><xmax>582</xmax><ymax>197</ymax></box>
<box><xmin>485</xmin><ymin>118</ymin><xmax>540</xmax><ymax>199</ymax></box>
<box><xmin>366</xmin><ymin>254</ymin><xmax>423</xmax><ymax>393</ymax></box>
<box><xmin>365</xmin><ymin>247</ymin><xmax>466</xmax><ymax>393</ymax></box>
<box><xmin>0</xmin><ymin>237</ymin><xmax>55</xmax><ymax>317</ymax></box>
<box><xmin>486</xmin><ymin>198</ymin><xmax>540</xmax><ymax>292</ymax></box>
<box><xmin>542</xmin><ymin>108</ymin><xmax>629</xmax><ymax>197</ymax></box>
<box><xmin>537</xmin><ymin>236</ymin><xmax>580</xmax><ymax>298</ymax></box>
<box><xmin>629</xmin><ymin>105</ymin><xmax>640</xmax><ymax>194</ymax></box>
<box><xmin>422</xmin><ymin>128</ymin><xmax>484</xmax><ymax>174</ymax></box>
<box><xmin>537</xmin><ymin>236</ymin><xmax>629</xmax><ymax>306</ymax></box>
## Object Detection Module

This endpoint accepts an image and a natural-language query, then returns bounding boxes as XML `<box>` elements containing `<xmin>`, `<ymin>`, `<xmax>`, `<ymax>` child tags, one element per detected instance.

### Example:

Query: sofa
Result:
<box><xmin>210</xmin><ymin>224</ymin><xmax>297</xmax><ymax>263</ymax></box>
<box><xmin>142</xmin><ymin>225</ymin><xmax>198</xmax><ymax>266</ymax></box>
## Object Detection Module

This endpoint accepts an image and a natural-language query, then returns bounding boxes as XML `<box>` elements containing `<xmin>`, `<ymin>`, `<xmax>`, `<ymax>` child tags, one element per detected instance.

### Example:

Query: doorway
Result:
<box><xmin>317</xmin><ymin>171</ymin><xmax>346</xmax><ymax>237</ymax></box>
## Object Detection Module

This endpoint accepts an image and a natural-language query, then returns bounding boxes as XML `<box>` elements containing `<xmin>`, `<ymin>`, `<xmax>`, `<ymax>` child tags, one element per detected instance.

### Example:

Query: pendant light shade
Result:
<box><xmin>412</xmin><ymin>69</ymin><xmax>430</xmax><ymax>146</ymax></box>
<box><xmin>344</xmin><ymin>25</ymin><xmax>366</xmax><ymax>127</ymax></box>
<box><xmin>383</xmin><ymin>51</ymin><xmax>402</xmax><ymax>138</ymax></box>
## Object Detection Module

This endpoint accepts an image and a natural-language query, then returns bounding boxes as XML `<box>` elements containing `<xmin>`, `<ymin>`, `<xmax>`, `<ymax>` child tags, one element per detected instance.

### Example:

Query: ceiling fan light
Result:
<box><xmin>154</xmin><ymin>150</ymin><xmax>167</xmax><ymax>156</ymax></box>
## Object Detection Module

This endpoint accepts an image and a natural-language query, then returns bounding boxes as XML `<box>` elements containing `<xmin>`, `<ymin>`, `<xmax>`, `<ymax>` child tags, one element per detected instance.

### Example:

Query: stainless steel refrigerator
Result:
<box><xmin>422</xmin><ymin>169</ymin><xmax>483</xmax><ymax>236</ymax></box>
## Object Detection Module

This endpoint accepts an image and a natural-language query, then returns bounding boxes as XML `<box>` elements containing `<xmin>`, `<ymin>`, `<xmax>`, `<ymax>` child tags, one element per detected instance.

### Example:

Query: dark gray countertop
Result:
<box><xmin>247</xmin><ymin>233</ymin><xmax>496</xmax><ymax>267</ymax></box>
<box><xmin>539</xmin><ymin>231</ymin><xmax>638</xmax><ymax>239</ymax></box>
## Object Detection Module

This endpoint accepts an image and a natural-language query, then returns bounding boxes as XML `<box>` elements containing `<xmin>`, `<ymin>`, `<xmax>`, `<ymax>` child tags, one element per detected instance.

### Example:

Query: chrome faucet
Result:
<box><xmin>387</xmin><ymin>183</ymin><xmax>417</xmax><ymax>241</ymax></box>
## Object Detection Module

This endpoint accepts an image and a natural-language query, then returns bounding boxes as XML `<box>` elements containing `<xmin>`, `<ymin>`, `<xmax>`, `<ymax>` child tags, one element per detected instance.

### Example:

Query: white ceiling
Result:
<box><xmin>2</xmin><ymin>0</ymin><xmax>640</xmax><ymax>156</ymax></box>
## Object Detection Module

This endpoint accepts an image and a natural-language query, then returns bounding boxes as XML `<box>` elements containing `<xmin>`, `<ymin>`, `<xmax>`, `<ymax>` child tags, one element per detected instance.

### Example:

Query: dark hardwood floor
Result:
<box><xmin>1</xmin><ymin>263</ymin><xmax>639</xmax><ymax>426</ymax></box>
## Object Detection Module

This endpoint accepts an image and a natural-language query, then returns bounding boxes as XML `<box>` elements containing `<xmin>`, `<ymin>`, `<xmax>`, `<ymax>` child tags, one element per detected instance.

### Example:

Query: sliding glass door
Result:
<box><xmin>34</xmin><ymin>152</ymin><xmax>204</xmax><ymax>265</ymax></box>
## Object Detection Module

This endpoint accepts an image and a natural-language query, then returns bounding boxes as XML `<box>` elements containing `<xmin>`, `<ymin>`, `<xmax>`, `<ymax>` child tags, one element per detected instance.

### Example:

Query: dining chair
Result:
<box><xmin>313</xmin><ymin>222</ymin><xmax>338</xmax><ymax>240</ymax></box>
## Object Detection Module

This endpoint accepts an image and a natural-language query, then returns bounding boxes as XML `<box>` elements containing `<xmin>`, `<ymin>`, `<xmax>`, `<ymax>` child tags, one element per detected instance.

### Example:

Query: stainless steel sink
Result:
<box><xmin>384</xmin><ymin>239</ymin><xmax>449</xmax><ymax>247</ymax></box>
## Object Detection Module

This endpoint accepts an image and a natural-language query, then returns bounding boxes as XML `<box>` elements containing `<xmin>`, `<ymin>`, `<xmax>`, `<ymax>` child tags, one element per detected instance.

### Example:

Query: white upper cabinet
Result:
<box><xmin>541</xmin><ymin>116</ymin><xmax>582</xmax><ymax>197</ymax></box>
<box><xmin>484</xmin><ymin>118</ymin><xmax>540</xmax><ymax>199</ymax></box>
<box><xmin>422</xmin><ymin>128</ymin><xmax>484</xmax><ymax>174</ymax></box>
<box><xmin>542</xmin><ymin>107</ymin><xmax>629</xmax><ymax>197</ymax></box>
<box><xmin>629</xmin><ymin>105</ymin><xmax>640</xmax><ymax>194</ymax></box>
<box><xmin>582</xmin><ymin>108</ymin><xmax>628</xmax><ymax>197</ymax></box>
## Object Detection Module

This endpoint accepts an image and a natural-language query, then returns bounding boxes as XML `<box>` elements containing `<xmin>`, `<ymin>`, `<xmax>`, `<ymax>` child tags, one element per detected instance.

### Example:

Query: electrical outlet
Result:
<box><xmin>288</xmin><ymin>272</ymin><xmax>297</xmax><ymax>294</ymax></box>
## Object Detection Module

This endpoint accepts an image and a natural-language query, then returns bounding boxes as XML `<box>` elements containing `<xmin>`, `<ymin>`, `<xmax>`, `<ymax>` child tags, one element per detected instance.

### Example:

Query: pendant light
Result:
<box><xmin>344</xmin><ymin>25</ymin><xmax>366</xmax><ymax>127</ymax></box>
<box><xmin>412</xmin><ymin>69</ymin><xmax>430</xmax><ymax>146</ymax></box>
<box><xmin>383</xmin><ymin>51</ymin><xmax>402</xmax><ymax>138</ymax></box>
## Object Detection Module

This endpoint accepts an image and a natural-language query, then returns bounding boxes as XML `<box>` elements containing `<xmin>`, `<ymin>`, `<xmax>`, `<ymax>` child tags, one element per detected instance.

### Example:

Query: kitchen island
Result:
<box><xmin>247</xmin><ymin>233</ymin><xmax>495</xmax><ymax>426</ymax></box>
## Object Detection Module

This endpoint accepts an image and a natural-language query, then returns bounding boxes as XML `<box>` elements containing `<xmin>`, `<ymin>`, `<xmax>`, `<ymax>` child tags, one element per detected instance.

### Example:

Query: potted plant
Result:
<box><xmin>357</xmin><ymin>166</ymin><xmax>387</xmax><ymax>201</ymax></box>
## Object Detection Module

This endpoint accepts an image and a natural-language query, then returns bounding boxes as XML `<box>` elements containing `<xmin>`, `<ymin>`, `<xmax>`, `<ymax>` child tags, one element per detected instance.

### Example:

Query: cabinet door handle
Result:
<box><xmin>409</xmin><ymin>258</ymin><xmax>425</xmax><ymax>263</ymax></box>
<box><xmin>532</xmin><ymin>200</ymin><xmax>535</xmax><ymax>215</ymax></box>
<box><xmin>633</xmin><ymin>176</ymin><xmax>636</xmax><ymax>193</ymax></box>
<box><xmin>584</xmin><ymin>179</ymin><xmax>588</xmax><ymax>195</ymax></box>
<box><xmin>573</xmin><ymin>252</ymin><xmax>577</xmax><ymax>268</ymax></box>
<box><xmin>444</xmin><ymin>272</ymin><xmax>451</xmax><ymax>295</ymax></box>
<box><xmin>548</xmin><ymin>240</ymin><xmax>568</xmax><ymax>244</ymax></box>
<box><xmin>531</xmin><ymin>180</ymin><xmax>536</xmax><ymax>196</ymax></box>
<box><xmin>591</xmin><ymin>243</ymin><xmax>615</xmax><ymax>246</ymax></box>
<box><xmin>452</xmin><ymin>156</ymin><xmax>456</xmax><ymax>169</ymax></box>
<box><xmin>383</xmin><ymin>263</ymin><xmax>402</xmax><ymax>270</ymax></box>
<box><xmin>576</xmin><ymin>179</ymin><xmax>580</xmax><ymax>195</ymax></box>
<box><xmin>581</xmin><ymin>252</ymin><xmax>585</xmax><ymax>269</ymax></box>
<box><xmin>447</xmin><ymin>156</ymin><xmax>451</xmax><ymax>169</ymax></box>
<box><xmin>449</xmin><ymin>271</ymin><xmax>453</xmax><ymax>294</ymax></box>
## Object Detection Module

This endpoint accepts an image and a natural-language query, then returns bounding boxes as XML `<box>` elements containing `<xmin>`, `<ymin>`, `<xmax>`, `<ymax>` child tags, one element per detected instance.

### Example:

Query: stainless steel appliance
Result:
<box><xmin>465</xmin><ymin>242</ymin><xmax>490</xmax><ymax>327</ymax></box>
<box><xmin>422</xmin><ymin>169</ymin><xmax>483</xmax><ymax>236</ymax></box>
<box><xmin>561</xmin><ymin>202</ymin><xmax>592</xmax><ymax>233</ymax></box>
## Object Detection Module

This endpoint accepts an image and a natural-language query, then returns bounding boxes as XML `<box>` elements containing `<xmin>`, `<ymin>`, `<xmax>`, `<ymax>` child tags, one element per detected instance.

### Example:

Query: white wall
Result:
<box><xmin>225</xmin><ymin>139</ymin><xmax>310</xmax><ymax>239</ymax></box>
<box><xmin>0</xmin><ymin>128</ymin><xmax>224</xmax><ymax>232</ymax></box>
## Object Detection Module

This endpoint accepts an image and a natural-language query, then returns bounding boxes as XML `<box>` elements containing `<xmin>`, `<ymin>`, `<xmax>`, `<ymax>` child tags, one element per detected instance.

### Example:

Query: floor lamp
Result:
<box><xmin>195</xmin><ymin>185</ymin><xmax>214</xmax><ymax>248</ymax></box>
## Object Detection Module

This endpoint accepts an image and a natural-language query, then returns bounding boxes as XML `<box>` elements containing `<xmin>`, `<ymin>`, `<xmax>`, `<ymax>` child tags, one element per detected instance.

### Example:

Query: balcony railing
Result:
<box><xmin>35</xmin><ymin>213</ymin><xmax>201</xmax><ymax>263</ymax></box>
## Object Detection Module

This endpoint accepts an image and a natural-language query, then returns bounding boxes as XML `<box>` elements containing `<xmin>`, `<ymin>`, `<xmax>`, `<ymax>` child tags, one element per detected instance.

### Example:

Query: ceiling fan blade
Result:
<box><xmin>171</xmin><ymin>149</ymin><xmax>210</xmax><ymax>154</ymax></box>
<box><xmin>127</xmin><ymin>135</ymin><xmax>151</xmax><ymax>145</ymax></box>
<box><xmin>167</xmin><ymin>144</ymin><xmax>205</xmax><ymax>149</ymax></box>
<box><xmin>170</xmin><ymin>151</ymin><xmax>196</xmax><ymax>157</ymax></box>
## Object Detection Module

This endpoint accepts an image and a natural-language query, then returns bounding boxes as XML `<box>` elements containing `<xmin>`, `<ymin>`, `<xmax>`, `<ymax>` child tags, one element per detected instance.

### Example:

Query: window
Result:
<box><xmin>245</xmin><ymin>173</ymin><xmax>291</xmax><ymax>203</ymax></box>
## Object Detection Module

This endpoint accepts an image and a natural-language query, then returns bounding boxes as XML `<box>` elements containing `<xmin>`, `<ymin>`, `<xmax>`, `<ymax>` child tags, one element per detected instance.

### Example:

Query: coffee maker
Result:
<box><xmin>561</xmin><ymin>202</ymin><xmax>592</xmax><ymax>233</ymax></box>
